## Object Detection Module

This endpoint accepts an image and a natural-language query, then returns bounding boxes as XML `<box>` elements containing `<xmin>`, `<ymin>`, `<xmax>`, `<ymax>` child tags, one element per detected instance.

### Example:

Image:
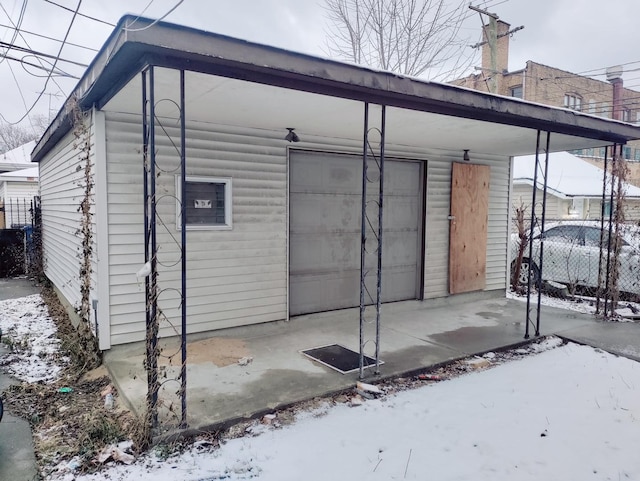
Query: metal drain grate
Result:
<box><xmin>301</xmin><ymin>344</ymin><xmax>382</xmax><ymax>374</ymax></box>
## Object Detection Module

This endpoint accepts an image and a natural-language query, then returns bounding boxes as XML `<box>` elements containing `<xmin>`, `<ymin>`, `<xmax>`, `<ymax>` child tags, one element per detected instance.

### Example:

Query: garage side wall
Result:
<box><xmin>39</xmin><ymin>113</ymin><xmax>99</xmax><ymax>328</ymax></box>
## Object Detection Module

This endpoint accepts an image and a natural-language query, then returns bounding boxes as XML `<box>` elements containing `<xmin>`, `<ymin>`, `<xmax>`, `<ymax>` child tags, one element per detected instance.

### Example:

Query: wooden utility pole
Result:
<box><xmin>469</xmin><ymin>5</ymin><xmax>523</xmax><ymax>94</ymax></box>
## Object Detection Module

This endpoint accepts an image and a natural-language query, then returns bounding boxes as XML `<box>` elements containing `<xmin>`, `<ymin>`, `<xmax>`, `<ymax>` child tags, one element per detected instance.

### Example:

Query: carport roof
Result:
<box><xmin>33</xmin><ymin>15</ymin><xmax>640</xmax><ymax>162</ymax></box>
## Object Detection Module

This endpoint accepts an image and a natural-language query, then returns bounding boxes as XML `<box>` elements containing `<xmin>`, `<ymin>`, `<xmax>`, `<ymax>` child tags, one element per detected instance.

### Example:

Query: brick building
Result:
<box><xmin>452</xmin><ymin>20</ymin><xmax>640</xmax><ymax>186</ymax></box>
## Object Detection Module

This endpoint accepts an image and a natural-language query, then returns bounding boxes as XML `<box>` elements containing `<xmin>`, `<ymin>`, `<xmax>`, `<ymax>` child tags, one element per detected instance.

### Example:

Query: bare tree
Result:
<box><xmin>323</xmin><ymin>0</ymin><xmax>475</xmax><ymax>80</ymax></box>
<box><xmin>0</xmin><ymin>115</ymin><xmax>48</xmax><ymax>154</ymax></box>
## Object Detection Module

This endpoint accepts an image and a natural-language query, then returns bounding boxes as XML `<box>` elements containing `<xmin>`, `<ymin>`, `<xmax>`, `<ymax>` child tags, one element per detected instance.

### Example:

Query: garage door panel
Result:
<box><xmin>382</xmin><ymin>231</ymin><xmax>418</xmax><ymax>266</ymax></box>
<box><xmin>290</xmin><ymin>154</ymin><xmax>361</xmax><ymax>194</ymax></box>
<box><xmin>384</xmin><ymin>197</ymin><xmax>419</xmax><ymax>230</ymax></box>
<box><xmin>290</xmin><ymin>151</ymin><xmax>423</xmax><ymax>316</ymax></box>
<box><xmin>380</xmin><ymin>266</ymin><xmax>418</xmax><ymax>302</ymax></box>
<box><xmin>385</xmin><ymin>161</ymin><xmax>421</xmax><ymax>194</ymax></box>
<box><xmin>290</xmin><ymin>194</ymin><xmax>360</xmax><ymax>232</ymax></box>
<box><xmin>290</xmin><ymin>232</ymin><xmax>360</xmax><ymax>273</ymax></box>
<box><xmin>291</xmin><ymin>271</ymin><xmax>360</xmax><ymax>314</ymax></box>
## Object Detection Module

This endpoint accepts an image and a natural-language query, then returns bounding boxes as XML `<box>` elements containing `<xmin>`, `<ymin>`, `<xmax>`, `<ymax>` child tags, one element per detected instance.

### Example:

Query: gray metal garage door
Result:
<box><xmin>289</xmin><ymin>150</ymin><xmax>423</xmax><ymax>316</ymax></box>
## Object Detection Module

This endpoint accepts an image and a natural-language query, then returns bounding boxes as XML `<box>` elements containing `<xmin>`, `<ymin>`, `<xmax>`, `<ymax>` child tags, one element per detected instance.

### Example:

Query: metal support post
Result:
<box><xmin>596</xmin><ymin>146</ymin><xmax>610</xmax><ymax>314</ymax></box>
<box><xmin>534</xmin><ymin>132</ymin><xmax>551</xmax><ymax>336</ymax></box>
<box><xmin>524</xmin><ymin>130</ymin><xmax>550</xmax><ymax>338</ymax></box>
<box><xmin>524</xmin><ymin>131</ymin><xmax>540</xmax><ymax>339</ymax></box>
<box><xmin>179</xmin><ymin>70</ymin><xmax>188</xmax><ymax>429</ymax></box>
<box><xmin>359</xmin><ymin>103</ymin><xmax>386</xmax><ymax>378</ymax></box>
<box><xmin>142</xmin><ymin>66</ymin><xmax>159</xmax><ymax>429</ymax></box>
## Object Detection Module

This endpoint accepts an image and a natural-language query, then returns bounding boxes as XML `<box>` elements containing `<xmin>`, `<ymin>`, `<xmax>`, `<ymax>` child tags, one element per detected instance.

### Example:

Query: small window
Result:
<box><xmin>510</xmin><ymin>85</ymin><xmax>523</xmax><ymax>98</ymax></box>
<box><xmin>623</xmin><ymin>146</ymin><xmax>632</xmax><ymax>159</ymax></box>
<box><xmin>635</xmin><ymin>148</ymin><xmax>640</xmax><ymax>161</ymax></box>
<box><xmin>564</xmin><ymin>94</ymin><xmax>582</xmax><ymax>111</ymax></box>
<box><xmin>176</xmin><ymin>176</ymin><xmax>232</xmax><ymax>230</ymax></box>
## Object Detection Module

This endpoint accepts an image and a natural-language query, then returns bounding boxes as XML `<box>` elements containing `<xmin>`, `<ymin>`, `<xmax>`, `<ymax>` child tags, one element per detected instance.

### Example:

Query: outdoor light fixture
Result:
<box><xmin>463</xmin><ymin>149</ymin><xmax>470</xmax><ymax>161</ymax></box>
<box><xmin>285</xmin><ymin>128</ymin><xmax>300</xmax><ymax>143</ymax></box>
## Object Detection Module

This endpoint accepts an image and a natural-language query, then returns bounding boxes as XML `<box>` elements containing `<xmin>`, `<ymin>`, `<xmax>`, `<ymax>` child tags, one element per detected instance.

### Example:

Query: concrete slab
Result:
<box><xmin>105</xmin><ymin>291</ymin><xmax>617</xmax><ymax>436</ymax></box>
<box><xmin>0</xmin><ymin>345</ymin><xmax>38</xmax><ymax>481</ymax></box>
<box><xmin>0</xmin><ymin>277</ymin><xmax>40</xmax><ymax>301</ymax></box>
<box><xmin>0</xmin><ymin>278</ymin><xmax>40</xmax><ymax>480</ymax></box>
<box><xmin>559</xmin><ymin>321</ymin><xmax>640</xmax><ymax>361</ymax></box>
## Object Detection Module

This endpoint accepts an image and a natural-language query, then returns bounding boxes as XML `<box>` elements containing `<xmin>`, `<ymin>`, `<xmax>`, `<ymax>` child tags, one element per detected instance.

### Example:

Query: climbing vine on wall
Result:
<box><xmin>70</xmin><ymin>97</ymin><xmax>101</xmax><ymax>369</ymax></box>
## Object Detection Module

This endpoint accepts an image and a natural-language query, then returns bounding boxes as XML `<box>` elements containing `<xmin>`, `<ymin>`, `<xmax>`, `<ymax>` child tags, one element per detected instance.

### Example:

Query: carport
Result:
<box><xmin>32</xmin><ymin>16</ymin><xmax>640</xmax><ymax>431</ymax></box>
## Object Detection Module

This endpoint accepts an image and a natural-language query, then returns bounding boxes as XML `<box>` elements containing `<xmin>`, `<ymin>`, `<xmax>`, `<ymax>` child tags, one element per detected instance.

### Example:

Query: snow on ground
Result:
<box><xmin>67</xmin><ymin>341</ymin><xmax>640</xmax><ymax>481</ymax></box>
<box><xmin>507</xmin><ymin>289</ymin><xmax>598</xmax><ymax>315</ymax></box>
<box><xmin>506</xmin><ymin>289</ymin><xmax>640</xmax><ymax>321</ymax></box>
<box><xmin>0</xmin><ymin>294</ymin><xmax>65</xmax><ymax>383</ymax></box>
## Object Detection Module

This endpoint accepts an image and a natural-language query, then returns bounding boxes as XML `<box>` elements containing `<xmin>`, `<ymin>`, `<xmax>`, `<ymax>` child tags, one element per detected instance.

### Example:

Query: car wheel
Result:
<box><xmin>512</xmin><ymin>258</ymin><xmax>540</xmax><ymax>286</ymax></box>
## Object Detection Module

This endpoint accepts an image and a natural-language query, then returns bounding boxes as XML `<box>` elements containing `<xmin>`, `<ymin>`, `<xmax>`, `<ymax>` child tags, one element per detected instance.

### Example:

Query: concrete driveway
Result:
<box><xmin>103</xmin><ymin>291</ymin><xmax>640</xmax><ymax>436</ymax></box>
<box><xmin>0</xmin><ymin>277</ymin><xmax>40</xmax><ymax>481</ymax></box>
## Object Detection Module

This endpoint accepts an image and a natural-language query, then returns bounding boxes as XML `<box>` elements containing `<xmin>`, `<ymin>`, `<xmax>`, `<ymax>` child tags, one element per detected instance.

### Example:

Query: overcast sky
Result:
<box><xmin>2</xmin><ymin>0</ymin><xmax>640</xmax><ymax>133</ymax></box>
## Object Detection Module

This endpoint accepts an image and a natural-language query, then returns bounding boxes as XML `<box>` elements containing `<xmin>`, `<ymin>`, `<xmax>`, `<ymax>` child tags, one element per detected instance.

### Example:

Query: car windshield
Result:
<box><xmin>536</xmin><ymin>223</ymin><xmax>633</xmax><ymax>248</ymax></box>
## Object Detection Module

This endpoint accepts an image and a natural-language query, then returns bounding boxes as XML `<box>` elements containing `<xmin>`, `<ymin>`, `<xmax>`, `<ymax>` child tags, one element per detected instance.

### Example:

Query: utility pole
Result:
<box><xmin>469</xmin><ymin>5</ymin><xmax>523</xmax><ymax>94</ymax></box>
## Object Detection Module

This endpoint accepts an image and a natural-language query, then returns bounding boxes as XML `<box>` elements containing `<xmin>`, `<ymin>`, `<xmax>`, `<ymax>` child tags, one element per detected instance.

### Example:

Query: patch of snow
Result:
<box><xmin>529</xmin><ymin>336</ymin><xmax>564</xmax><ymax>352</ymax></box>
<box><xmin>65</xmin><ymin>342</ymin><xmax>640</xmax><ymax>481</ymax></box>
<box><xmin>0</xmin><ymin>294</ymin><xmax>65</xmax><ymax>383</ymax></box>
<box><xmin>507</xmin><ymin>290</ymin><xmax>597</xmax><ymax>315</ymax></box>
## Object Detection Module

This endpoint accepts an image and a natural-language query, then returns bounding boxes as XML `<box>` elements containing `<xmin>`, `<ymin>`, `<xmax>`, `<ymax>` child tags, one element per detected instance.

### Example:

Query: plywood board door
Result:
<box><xmin>448</xmin><ymin>162</ymin><xmax>490</xmax><ymax>294</ymax></box>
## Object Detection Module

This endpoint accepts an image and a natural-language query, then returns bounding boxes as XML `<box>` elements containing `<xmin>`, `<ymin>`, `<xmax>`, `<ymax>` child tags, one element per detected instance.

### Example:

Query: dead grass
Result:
<box><xmin>2</xmin><ymin>282</ymin><xmax>140</xmax><ymax>475</ymax></box>
<box><xmin>40</xmin><ymin>284</ymin><xmax>101</xmax><ymax>373</ymax></box>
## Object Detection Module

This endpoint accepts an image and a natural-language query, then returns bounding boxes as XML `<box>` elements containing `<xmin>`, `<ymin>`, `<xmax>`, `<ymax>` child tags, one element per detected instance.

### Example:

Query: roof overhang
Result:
<box><xmin>32</xmin><ymin>15</ymin><xmax>640</xmax><ymax>162</ymax></box>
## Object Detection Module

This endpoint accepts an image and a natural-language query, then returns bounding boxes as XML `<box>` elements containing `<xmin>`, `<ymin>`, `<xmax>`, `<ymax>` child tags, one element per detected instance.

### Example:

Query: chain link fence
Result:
<box><xmin>510</xmin><ymin>217</ymin><xmax>640</xmax><ymax>309</ymax></box>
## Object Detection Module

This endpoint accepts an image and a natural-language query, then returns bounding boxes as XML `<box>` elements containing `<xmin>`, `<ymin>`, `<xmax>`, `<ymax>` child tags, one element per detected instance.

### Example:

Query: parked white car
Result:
<box><xmin>510</xmin><ymin>221</ymin><xmax>640</xmax><ymax>295</ymax></box>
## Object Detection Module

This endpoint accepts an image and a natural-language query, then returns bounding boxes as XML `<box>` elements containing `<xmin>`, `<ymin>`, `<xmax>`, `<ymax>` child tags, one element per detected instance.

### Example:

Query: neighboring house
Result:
<box><xmin>0</xmin><ymin>166</ymin><xmax>39</xmax><ymax>228</ymax></box>
<box><xmin>451</xmin><ymin>20</ymin><xmax>640</xmax><ymax>186</ymax></box>
<box><xmin>31</xmin><ymin>16</ymin><xmax>640</xmax><ymax>351</ymax></box>
<box><xmin>0</xmin><ymin>141</ymin><xmax>38</xmax><ymax>228</ymax></box>
<box><xmin>0</xmin><ymin>140</ymin><xmax>36</xmax><ymax>174</ymax></box>
<box><xmin>512</xmin><ymin>152</ymin><xmax>640</xmax><ymax>225</ymax></box>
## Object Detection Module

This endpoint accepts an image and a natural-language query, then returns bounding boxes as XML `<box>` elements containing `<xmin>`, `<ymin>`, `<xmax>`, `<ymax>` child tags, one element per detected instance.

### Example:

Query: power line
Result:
<box><xmin>0</xmin><ymin>40</ymin><xmax>88</xmax><ymax>67</ymax></box>
<box><xmin>6</xmin><ymin>54</ymin><xmax>36</xmax><ymax>133</ymax></box>
<box><xmin>0</xmin><ymin>52</ymin><xmax>78</xmax><ymax>78</ymax></box>
<box><xmin>0</xmin><ymin>21</ymin><xmax>98</xmax><ymax>52</ymax></box>
<box><xmin>123</xmin><ymin>0</ymin><xmax>185</xmax><ymax>32</ymax></box>
<box><xmin>0</xmin><ymin>0</ymin><xmax>28</xmax><ymax>66</ymax></box>
<box><xmin>0</xmin><ymin>1</ymin><xmax>67</xmax><ymax>99</ymax></box>
<box><xmin>43</xmin><ymin>0</ymin><xmax>114</xmax><ymax>27</ymax></box>
<box><xmin>2</xmin><ymin>0</ymin><xmax>83</xmax><ymax>125</ymax></box>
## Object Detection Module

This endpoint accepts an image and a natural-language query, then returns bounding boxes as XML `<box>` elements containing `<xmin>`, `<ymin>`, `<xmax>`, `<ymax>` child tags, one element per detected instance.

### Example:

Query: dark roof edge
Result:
<box><xmin>32</xmin><ymin>15</ymin><xmax>640</xmax><ymax>163</ymax></box>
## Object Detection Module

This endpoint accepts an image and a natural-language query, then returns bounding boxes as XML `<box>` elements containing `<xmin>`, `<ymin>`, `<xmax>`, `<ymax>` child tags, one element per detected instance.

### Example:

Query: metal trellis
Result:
<box><xmin>359</xmin><ymin>103</ymin><xmax>386</xmax><ymax>378</ymax></box>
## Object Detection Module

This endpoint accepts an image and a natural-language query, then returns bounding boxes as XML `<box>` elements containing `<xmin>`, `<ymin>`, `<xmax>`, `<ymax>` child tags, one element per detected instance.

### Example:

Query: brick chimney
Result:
<box><xmin>481</xmin><ymin>20</ymin><xmax>511</xmax><ymax>75</ymax></box>
<box><xmin>606</xmin><ymin>65</ymin><xmax>624</xmax><ymax>121</ymax></box>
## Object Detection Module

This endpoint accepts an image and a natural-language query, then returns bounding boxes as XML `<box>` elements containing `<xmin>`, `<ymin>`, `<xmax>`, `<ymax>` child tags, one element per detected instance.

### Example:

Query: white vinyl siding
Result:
<box><xmin>39</xmin><ymin>113</ymin><xmax>99</xmax><ymax>328</ymax></box>
<box><xmin>102</xmin><ymin>113</ymin><xmax>510</xmax><ymax>345</ymax></box>
<box><xmin>104</xmin><ymin>112</ymin><xmax>288</xmax><ymax>345</ymax></box>
<box><xmin>511</xmin><ymin>183</ymin><xmax>561</xmax><ymax>223</ymax></box>
<box><xmin>0</xmin><ymin>181</ymin><xmax>38</xmax><ymax>226</ymax></box>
